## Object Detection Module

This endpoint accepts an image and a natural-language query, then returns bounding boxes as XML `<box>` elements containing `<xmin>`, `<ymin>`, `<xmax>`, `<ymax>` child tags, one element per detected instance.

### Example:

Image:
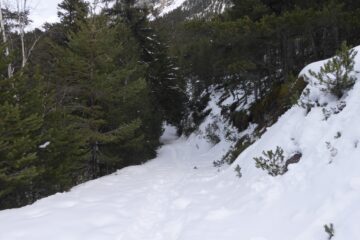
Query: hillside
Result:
<box><xmin>141</xmin><ymin>0</ymin><xmax>230</xmax><ymax>17</ymax></box>
<box><xmin>1</xmin><ymin>48</ymin><xmax>360</xmax><ymax>239</ymax></box>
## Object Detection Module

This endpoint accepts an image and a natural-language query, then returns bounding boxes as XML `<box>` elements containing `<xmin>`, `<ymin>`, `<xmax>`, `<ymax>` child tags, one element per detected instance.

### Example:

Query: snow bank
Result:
<box><xmin>1</xmin><ymin>48</ymin><xmax>360</xmax><ymax>240</ymax></box>
<box><xmin>155</xmin><ymin>0</ymin><xmax>187</xmax><ymax>17</ymax></box>
<box><xmin>227</xmin><ymin>46</ymin><xmax>360</xmax><ymax>239</ymax></box>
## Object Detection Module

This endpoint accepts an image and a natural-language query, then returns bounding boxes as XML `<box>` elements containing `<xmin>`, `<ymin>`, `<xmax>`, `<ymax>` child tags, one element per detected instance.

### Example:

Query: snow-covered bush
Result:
<box><xmin>298</xmin><ymin>88</ymin><xmax>320</xmax><ymax>114</ymax></box>
<box><xmin>254</xmin><ymin>146</ymin><xmax>286</xmax><ymax>176</ymax></box>
<box><xmin>307</xmin><ymin>42</ymin><xmax>358</xmax><ymax>98</ymax></box>
<box><xmin>324</xmin><ymin>223</ymin><xmax>335</xmax><ymax>240</ymax></box>
<box><xmin>205</xmin><ymin>121</ymin><xmax>221</xmax><ymax>145</ymax></box>
<box><xmin>234</xmin><ymin>164</ymin><xmax>242</xmax><ymax>178</ymax></box>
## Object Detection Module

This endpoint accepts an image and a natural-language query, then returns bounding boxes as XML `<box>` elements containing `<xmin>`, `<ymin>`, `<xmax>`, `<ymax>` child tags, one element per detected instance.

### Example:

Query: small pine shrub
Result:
<box><xmin>234</xmin><ymin>164</ymin><xmax>242</xmax><ymax>178</ymax></box>
<box><xmin>324</xmin><ymin>223</ymin><xmax>335</xmax><ymax>240</ymax></box>
<box><xmin>307</xmin><ymin>41</ymin><xmax>358</xmax><ymax>98</ymax></box>
<box><xmin>254</xmin><ymin>146</ymin><xmax>286</xmax><ymax>176</ymax></box>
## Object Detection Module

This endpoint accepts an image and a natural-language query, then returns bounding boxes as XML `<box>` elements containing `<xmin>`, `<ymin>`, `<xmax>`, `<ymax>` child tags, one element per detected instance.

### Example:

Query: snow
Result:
<box><xmin>149</xmin><ymin>0</ymin><xmax>230</xmax><ymax>19</ymax></box>
<box><xmin>2</xmin><ymin>47</ymin><xmax>360</xmax><ymax>239</ymax></box>
<box><xmin>39</xmin><ymin>141</ymin><xmax>51</xmax><ymax>149</ymax></box>
<box><xmin>155</xmin><ymin>0</ymin><xmax>187</xmax><ymax>17</ymax></box>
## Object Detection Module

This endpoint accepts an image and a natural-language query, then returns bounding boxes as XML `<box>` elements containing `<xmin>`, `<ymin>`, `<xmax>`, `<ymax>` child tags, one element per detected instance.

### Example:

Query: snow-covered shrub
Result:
<box><xmin>254</xmin><ymin>146</ymin><xmax>286</xmax><ymax>176</ymax></box>
<box><xmin>324</xmin><ymin>223</ymin><xmax>335</xmax><ymax>240</ymax></box>
<box><xmin>307</xmin><ymin>42</ymin><xmax>358</xmax><ymax>98</ymax></box>
<box><xmin>205</xmin><ymin>121</ymin><xmax>221</xmax><ymax>145</ymax></box>
<box><xmin>234</xmin><ymin>164</ymin><xmax>242</xmax><ymax>178</ymax></box>
<box><xmin>298</xmin><ymin>88</ymin><xmax>318</xmax><ymax>114</ymax></box>
<box><xmin>334</xmin><ymin>101</ymin><xmax>346</xmax><ymax>113</ymax></box>
<box><xmin>321</xmin><ymin>101</ymin><xmax>346</xmax><ymax>120</ymax></box>
<box><xmin>322</xmin><ymin>108</ymin><xmax>332</xmax><ymax>120</ymax></box>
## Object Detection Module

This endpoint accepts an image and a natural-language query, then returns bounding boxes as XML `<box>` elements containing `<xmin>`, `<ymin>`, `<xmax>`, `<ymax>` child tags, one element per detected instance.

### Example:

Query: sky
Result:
<box><xmin>27</xmin><ymin>0</ymin><xmax>63</xmax><ymax>29</ymax></box>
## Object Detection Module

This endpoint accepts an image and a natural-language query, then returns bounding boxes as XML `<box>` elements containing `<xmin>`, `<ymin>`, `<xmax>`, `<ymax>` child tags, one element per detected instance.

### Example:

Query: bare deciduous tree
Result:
<box><xmin>0</xmin><ymin>0</ymin><xmax>41</xmax><ymax>77</ymax></box>
<box><xmin>0</xmin><ymin>0</ymin><xmax>13</xmax><ymax>78</ymax></box>
<box><xmin>16</xmin><ymin>0</ymin><xmax>34</xmax><ymax>68</ymax></box>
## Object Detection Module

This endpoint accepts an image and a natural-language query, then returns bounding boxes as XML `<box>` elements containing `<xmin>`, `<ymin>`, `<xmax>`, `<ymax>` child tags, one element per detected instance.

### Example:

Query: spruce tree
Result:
<box><xmin>58</xmin><ymin>0</ymin><xmax>89</xmax><ymax>33</ymax></box>
<box><xmin>0</xmin><ymin>51</ymin><xmax>45</xmax><ymax>208</ymax></box>
<box><xmin>53</xmin><ymin>14</ymin><xmax>162</xmax><ymax>178</ymax></box>
<box><xmin>108</xmin><ymin>1</ymin><xmax>187</xmax><ymax>127</ymax></box>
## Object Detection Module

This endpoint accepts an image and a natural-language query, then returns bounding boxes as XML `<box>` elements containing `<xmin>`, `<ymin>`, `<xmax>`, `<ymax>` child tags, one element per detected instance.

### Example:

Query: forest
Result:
<box><xmin>1</xmin><ymin>0</ymin><xmax>360</xmax><ymax>209</ymax></box>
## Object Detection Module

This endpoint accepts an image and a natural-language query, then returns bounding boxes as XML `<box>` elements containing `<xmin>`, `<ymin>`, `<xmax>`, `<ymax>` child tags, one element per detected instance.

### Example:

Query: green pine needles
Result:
<box><xmin>254</xmin><ymin>146</ymin><xmax>286</xmax><ymax>176</ymax></box>
<box><xmin>308</xmin><ymin>42</ymin><xmax>358</xmax><ymax>98</ymax></box>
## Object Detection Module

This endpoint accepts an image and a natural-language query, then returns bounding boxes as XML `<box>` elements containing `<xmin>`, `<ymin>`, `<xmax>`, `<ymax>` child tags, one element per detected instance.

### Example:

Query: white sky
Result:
<box><xmin>26</xmin><ymin>0</ymin><xmax>63</xmax><ymax>29</ymax></box>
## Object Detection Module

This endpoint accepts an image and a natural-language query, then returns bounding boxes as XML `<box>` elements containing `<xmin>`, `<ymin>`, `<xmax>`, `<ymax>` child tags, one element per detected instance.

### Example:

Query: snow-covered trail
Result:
<box><xmin>0</xmin><ymin>126</ymin><xmax>235</xmax><ymax>240</ymax></box>
<box><xmin>3</xmin><ymin>48</ymin><xmax>360</xmax><ymax>239</ymax></box>
<box><xmin>1</xmin><ymin>93</ymin><xmax>360</xmax><ymax>240</ymax></box>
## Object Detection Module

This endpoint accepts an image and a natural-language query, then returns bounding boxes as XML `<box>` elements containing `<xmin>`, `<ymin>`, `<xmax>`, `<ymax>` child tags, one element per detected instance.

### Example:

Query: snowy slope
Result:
<box><xmin>144</xmin><ymin>0</ymin><xmax>230</xmax><ymax>17</ymax></box>
<box><xmin>154</xmin><ymin>0</ymin><xmax>187</xmax><ymax>16</ymax></box>
<box><xmin>1</xmin><ymin>48</ymin><xmax>360</xmax><ymax>239</ymax></box>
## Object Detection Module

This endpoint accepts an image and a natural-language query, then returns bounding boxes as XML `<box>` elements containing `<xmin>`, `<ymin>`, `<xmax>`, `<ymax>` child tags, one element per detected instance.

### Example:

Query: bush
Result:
<box><xmin>205</xmin><ymin>121</ymin><xmax>221</xmax><ymax>145</ymax></box>
<box><xmin>324</xmin><ymin>223</ymin><xmax>335</xmax><ymax>240</ymax></box>
<box><xmin>255</xmin><ymin>147</ymin><xmax>302</xmax><ymax>176</ymax></box>
<box><xmin>254</xmin><ymin>146</ymin><xmax>286</xmax><ymax>176</ymax></box>
<box><xmin>234</xmin><ymin>164</ymin><xmax>242</xmax><ymax>178</ymax></box>
<box><xmin>308</xmin><ymin>41</ymin><xmax>358</xmax><ymax>98</ymax></box>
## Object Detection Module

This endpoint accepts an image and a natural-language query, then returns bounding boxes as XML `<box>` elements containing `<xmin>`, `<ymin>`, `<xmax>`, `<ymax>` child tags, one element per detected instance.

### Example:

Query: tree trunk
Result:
<box><xmin>0</xmin><ymin>0</ymin><xmax>13</xmax><ymax>78</ymax></box>
<box><xmin>17</xmin><ymin>0</ymin><xmax>27</xmax><ymax>68</ymax></box>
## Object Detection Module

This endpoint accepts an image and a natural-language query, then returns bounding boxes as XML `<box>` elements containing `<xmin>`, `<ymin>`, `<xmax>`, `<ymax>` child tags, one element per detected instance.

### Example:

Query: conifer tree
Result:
<box><xmin>58</xmin><ymin>0</ymin><xmax>89</xmax><ymax>33</ymax></box>
<box><xmin>0</xmin><ymin>49</ymin><xmax>46</xmax><ymax>208</ymax></box>
<box><xmin>53</xmin><ymin>14</ymin><xmax>162</xmax><ymax>178</ymax></box>
<box><xmin>308</xmin><ymin>42</ymin><xmax>357</xmax><ymax>98</ymax></box>
<box><xmin>107</xmin><ymin>0</ymin><xmax>187</xmax><ymax>127</ymax></box>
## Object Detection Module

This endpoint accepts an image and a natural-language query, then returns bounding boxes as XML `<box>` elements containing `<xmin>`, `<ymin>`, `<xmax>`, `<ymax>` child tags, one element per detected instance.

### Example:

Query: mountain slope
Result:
<box><xmin>1</xmin><ymin>48</ymin><xmax>360</xmax><ymax>239</ymax></box>
<box><xmin>143</xmin><ymin>0</ymin><xmax>230</xmax><ymax>17</ymax></box>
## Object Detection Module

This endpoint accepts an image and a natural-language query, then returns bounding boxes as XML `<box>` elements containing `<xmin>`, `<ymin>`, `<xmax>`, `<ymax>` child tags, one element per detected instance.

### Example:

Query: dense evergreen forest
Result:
<box><xmin>1</xmin><ymin>0</ymin><xmax>360</xmax><ymax>209</ymax></box>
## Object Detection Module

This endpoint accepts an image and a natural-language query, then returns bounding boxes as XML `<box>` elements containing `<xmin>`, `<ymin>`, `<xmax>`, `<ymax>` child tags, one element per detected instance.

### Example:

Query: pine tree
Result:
<box><xmin>58</xmin><ymin>0</ymin><xmax>89</xmax><ymax>33</ymax></box>
<box><xmin>108</xmin><ymin>1</ymin><xmax>187</xmax><ymax>127</ymax></box>
<box><xmin>37</xmin><ymin>105</ymin><xmax>87</xmax><ymax>194</ymax></box>
<box><xmin>308</xmin><ymin>41</ymin><xmax>357</xmax><ymax>98</ymax></box>
<box><xmin>146</xmin><ymin>40</ymin><xmax>187</xmax><ymax>127</ymax></box>
<box><xmin>0</xmin><ymin>51</ymin><xmax>45</xmax><ymax>208</ymax></box>
<box><xmin>53</xmin><ymin>14</ymin><xmax>162</xmax><ymax>178</ymax></box>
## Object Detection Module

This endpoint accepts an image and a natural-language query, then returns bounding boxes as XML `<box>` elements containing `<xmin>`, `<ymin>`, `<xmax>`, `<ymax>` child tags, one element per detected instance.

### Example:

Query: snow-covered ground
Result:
<box><xmin>154</xmin><ymin>0</ymin><xmax>187</xmax><ymax>16</ymax></box>
<box><xmin>1</xmin><ymin>48</ymin><xmax>360</xmax><ymax>240</ymax></box>
<box><xmin>151</xmin><ymin>0</ymin><xmax>229</xmax><ymax>18</ymax></box>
